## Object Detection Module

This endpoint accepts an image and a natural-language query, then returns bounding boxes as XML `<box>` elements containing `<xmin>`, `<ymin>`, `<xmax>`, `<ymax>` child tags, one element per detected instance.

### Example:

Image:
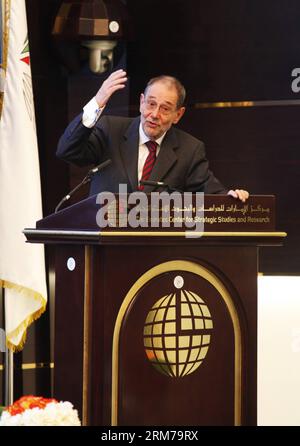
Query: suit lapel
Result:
<box><xmin>119</xmin><ymin>117</ymin><xmax>140</xmax><ymax>191</ymax></box>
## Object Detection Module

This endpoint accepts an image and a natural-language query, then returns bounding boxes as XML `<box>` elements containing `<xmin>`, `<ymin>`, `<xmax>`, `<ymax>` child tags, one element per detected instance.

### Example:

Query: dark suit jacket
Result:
<box><xmin>56</xmin><ymin>114</ymin><xmax>228</xmax><ymax>195</ymax></box>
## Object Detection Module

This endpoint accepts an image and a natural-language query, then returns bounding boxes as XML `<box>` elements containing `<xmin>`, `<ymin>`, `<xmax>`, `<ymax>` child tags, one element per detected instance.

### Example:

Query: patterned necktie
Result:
<box><xmin>138</xmin><ymin>140</ymin><xmax>158</xmax><ymax>190</ymax></box>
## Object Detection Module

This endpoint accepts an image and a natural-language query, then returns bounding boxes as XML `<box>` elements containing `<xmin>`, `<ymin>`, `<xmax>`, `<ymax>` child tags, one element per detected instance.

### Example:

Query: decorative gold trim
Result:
<box><xmin>101</xmin><ymin>231</ymin><xmax>287</xmax><ymax>237</ymax></box>
<box><xmin>196</xmin><ymin>101</ymin><xmax>254</xmax><ymax>109</ymax></box>
<box><xmin>23</xmin><ymin>229</ymin><xmax>100</xmax><ymax>237</ymax></box>
<box><xmin>112</xmin><ymin>260</ymin><xmax>242</xmax><ymax>426</ymax></box>
<box><xmin>195</xmin><ymin>99</ymin><xmax>300</xmax><ymax>109</ymax></box>
<box><xmin>20</xmin><ymin>362</ymin><xmax>54</xmax><ymax>370</ymax></box>
<box><xmin>23</xmin><ymin>229</ymin><xmax>287</xmax><ymax>239</ymax></box>
<box><xmin>82</xmin><ymin>245</ymin><xmax>92</xmax><ymax>426</ymax></box>
<box><xmin>0</xmin><ymin>362</ymin><xmax>54</xmax><ymax>371</ymax></box>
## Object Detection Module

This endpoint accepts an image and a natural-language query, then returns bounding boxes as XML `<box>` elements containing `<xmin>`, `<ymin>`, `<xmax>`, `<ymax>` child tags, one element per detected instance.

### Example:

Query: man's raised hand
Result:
<box><xmin>95</xmin><ymin>69</ymin><xmax>127</xmax><ymax>108</ymax></box>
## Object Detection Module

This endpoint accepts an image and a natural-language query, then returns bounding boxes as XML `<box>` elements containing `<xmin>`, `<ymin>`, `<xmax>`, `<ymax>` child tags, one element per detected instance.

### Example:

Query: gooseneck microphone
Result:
<box><xmin>139</xmin><ymin>180</ymin><xmax>182</xmax><ymax>193</ymax></box>
<box><xmin>54</xmin><ymin>159</ymin><xmax>112</xmax><ymax>213</ymax></box>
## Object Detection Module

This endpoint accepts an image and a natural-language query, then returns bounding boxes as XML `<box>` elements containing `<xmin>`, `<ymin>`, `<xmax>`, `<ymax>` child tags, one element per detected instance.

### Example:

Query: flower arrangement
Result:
<box><xmin>0</xmin><ymin>395</ymin><xmax>81</xmax><ymax>426</ymax></box>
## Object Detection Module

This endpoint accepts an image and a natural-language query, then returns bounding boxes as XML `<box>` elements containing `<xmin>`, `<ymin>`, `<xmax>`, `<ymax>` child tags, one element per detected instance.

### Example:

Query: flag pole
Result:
<box><xmin>3</xmin><ymin>289</ymin><xmax>14</xmax><ymax>406</ymax></box>
<box><xmin>4</xmin><ymin>349</ymin><xmax>14</xmax><ymax>406</ymax></box>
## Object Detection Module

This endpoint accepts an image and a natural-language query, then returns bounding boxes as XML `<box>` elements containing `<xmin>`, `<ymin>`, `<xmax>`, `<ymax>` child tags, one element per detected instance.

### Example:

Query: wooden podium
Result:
<box><xmin>24</xmin><ymin>194</ymin><xmax>286</xmax><ymax>426</ymax></box>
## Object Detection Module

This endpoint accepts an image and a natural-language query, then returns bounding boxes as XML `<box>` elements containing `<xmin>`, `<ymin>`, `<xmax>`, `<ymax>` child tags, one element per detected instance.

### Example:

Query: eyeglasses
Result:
<box><xmin>144</xmin><ymin>98</ymin><xmax>177</xmax><ymax>116</ymax></box>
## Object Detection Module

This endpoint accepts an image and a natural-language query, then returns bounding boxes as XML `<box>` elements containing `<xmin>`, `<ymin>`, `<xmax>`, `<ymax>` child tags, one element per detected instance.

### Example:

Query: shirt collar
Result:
<box><xmin>139</xmin><ymin>122</ymin><xmax>166</xmax><ymax>147</ymax></box>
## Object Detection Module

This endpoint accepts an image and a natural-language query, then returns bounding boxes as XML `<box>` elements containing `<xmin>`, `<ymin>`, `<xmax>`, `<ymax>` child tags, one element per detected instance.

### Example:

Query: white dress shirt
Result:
<box><xmin>82</xmin><ymin>97</ymin><xmax>104</xmax><ymax>127</ymax></box>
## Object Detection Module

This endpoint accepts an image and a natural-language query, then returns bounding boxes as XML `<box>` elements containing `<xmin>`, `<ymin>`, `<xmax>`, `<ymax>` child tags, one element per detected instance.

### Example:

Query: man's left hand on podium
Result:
<box><xmin>227</xmin><ymin>189</ymin><xmax>250</xmax><ymax>202</ymax></box>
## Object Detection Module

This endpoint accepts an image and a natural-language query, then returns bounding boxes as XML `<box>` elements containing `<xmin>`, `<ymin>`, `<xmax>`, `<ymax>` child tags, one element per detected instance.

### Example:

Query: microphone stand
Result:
<box><xmin>55</xmin><ymin>159</ymin><xmax>112</xmax><ymax>213</ymax></box>
<box><xmin>55</xmin><ymin>175</ymin><xmax>91</xmax><ymax>214</ymax></box>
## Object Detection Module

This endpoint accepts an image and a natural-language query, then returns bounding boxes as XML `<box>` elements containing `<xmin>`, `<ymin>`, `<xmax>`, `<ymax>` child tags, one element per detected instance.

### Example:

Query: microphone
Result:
<box><xmin>55</xmin><ymin>159</ymin><xmax>112</xmax><ymax>213</ymax></box>
<box><xmin>139</xmin><ymin>180</ymin><xmax>181</xmax><ymax>193</ymax></box>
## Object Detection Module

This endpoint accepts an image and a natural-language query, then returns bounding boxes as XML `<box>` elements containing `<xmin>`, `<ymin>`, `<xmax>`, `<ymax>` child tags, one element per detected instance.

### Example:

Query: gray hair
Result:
<box><xmin>144</xmin><ymin>75</ymin><xmax>186</xmax><ymax>109</ymax></box>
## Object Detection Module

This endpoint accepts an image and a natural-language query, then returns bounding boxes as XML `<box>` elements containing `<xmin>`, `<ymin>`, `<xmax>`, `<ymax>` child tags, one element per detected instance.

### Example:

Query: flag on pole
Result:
<box><xmin>0</xmin><ymin>0</ymin><xmax>47</xmax><ymax>351</ymax></box>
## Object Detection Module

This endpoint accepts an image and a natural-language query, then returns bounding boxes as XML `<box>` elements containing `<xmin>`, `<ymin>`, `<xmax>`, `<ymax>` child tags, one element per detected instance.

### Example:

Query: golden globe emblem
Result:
<box><xmin>143</xmin><ymin>276</ymin><xmax>213</xmax><ymax>377</ymax></box>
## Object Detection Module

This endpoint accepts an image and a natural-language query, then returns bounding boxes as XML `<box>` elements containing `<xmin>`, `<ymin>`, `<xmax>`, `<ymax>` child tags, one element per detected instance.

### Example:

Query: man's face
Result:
<box><xmin>139</xmin><ymin>81</ymin><xmax>185</xmax><ymax>140</ymax></box>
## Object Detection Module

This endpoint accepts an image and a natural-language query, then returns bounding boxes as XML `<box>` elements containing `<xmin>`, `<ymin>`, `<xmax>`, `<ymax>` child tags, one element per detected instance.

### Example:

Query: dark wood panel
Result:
<box><xmin>127</xmin><ymin>0</ymin><xmax>300</xmax><ymax>102</ymax></box>
<box><xmin>15</xmin><ymin>368</ymin><xmax>52</xmax><ymax>399</ymax></box>
<box><xmin>179</xmin><ymin>107</ymin><xmax>300</xmax><ymax>273</ymax></box>
<box><xmin>54</xmin><ymin>245</ymin><xmax>85</xmax><ymax>417</ymax></box>
<box><xmin>90</xmin><ymin>244</ymin><xmax>257</xmax><ymax>425</ymax></box>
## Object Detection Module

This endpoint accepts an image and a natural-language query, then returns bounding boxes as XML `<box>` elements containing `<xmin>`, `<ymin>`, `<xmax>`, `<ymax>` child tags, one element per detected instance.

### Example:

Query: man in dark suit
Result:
<box><xmin>57</xmin><ymin>70</ymin><xmax>249</xmax><ymax>201</ymax></box>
